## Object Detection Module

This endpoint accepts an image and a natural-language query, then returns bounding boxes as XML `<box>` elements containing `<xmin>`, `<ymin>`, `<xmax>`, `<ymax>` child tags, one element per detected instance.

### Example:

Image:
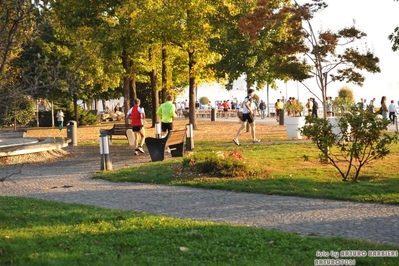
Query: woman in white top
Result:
<box><xmin>233</xmin><ymin>89</ymin><xmax>260</xmax><ymax>145</ymax></box>
<box><xmin>56</xmin><ymin>109</ymin><xmax>64</xmax><ymax>131</ymax></box>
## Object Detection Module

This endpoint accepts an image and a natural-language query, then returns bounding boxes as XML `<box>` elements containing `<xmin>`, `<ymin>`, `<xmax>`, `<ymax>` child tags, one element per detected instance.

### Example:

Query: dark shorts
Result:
<box><xmin>161</xmin><ymin>122</ymin><xmax>173</xmax><ymax>133</ymax></box>
<box><xmin>132</xmin><ymin>125</ymin><xmax>143</xmax><ymax>132</ymax></box>
<box><xmin>223</xmin><ymin>108</ymin><xmax>228</xmax><ymax>112</ymax></box>
<box><xmin>242</xmin><ymin>113</ymin><xmax>254</xmax><ymax>124</ymax></box>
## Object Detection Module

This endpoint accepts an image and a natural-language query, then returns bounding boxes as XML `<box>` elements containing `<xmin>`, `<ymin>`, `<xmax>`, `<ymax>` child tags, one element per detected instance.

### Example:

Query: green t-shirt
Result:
<box><xmin>157</xmin><ymin>101</ymin><xmax>177</xmax><ymax>123</ymax></box>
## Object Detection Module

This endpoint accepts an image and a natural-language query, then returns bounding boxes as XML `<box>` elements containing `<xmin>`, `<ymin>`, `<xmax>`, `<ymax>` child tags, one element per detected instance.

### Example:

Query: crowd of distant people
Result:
<box><xmin>104</xmin><ymin>94</ymin><xmax>399</xmax><ymax>126</ymax></box>
<box><xmin>271</xmin><ymin>96</ymin><xmax>399</xmax><ymax>124</ymax></box>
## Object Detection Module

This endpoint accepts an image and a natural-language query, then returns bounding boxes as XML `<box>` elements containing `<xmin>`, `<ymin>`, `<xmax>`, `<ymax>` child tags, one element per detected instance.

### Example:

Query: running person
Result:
<box><xmin>157</xmin><ymin>94</ymin><xmax>177</xmax><ymax>136</ymax></box>
<box><xmin>233</xmin><ymin>89</ymin><xmax>260</xmax><ymax>145</ymax></box>
<box><xmin>128</xmin><ymin>98</ymin><xmax>146</xmax><ymax>156</ymax></box>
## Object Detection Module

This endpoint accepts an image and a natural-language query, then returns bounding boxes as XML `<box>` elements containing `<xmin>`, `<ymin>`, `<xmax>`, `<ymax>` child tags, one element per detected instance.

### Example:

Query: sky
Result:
<box><xmin>181</xmin><ymin>0</ymin><xmax>399</xmax><ymax>106</ymax></box>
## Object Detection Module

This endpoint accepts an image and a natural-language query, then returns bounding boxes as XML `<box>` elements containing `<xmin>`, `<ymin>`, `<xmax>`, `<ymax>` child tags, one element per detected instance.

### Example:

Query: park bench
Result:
<box><xmin>99</xmin><ymin>124</ymin><xmax>133</xmax><ymax>143</ymax></box>
<box><xmin>0</xmin><ymin>130</ymin><xmax>27</xmax><ymax>138</ymax></box>
<box><xmin>145</xmin><ymin>128</ymin><xmax>187</xmax><ymax>162</ymax></box>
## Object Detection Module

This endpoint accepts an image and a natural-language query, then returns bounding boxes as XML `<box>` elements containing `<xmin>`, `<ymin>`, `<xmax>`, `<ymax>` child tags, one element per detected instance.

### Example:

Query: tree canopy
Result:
<box><xmin>0</xmin><ymin>0</ymin><xmax>385</xmax><ymax>126</ymax></box>
<box><xmin>237</xmin><ymin>0</ymin><xmax>380</xmax><ymax>118</ymax></box>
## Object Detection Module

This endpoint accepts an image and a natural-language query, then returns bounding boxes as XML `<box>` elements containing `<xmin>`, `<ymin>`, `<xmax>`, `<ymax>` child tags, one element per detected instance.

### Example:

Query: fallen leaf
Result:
<box><xmin>180</xmin><ymin>247</ymin><xmax>189</xmax><ymax>252</ymax></box>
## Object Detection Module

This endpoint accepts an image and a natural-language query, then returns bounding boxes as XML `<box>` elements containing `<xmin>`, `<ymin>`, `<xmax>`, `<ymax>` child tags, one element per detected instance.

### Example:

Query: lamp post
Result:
<box><xmin>297</xmin><ymin>81</ymin><xmax>299</xmax><ymax>100</ymax></box>
<box><xmin>285</xmin><ymin>82</ymin><xmax>288</xmax><ymax>101</ymax></box>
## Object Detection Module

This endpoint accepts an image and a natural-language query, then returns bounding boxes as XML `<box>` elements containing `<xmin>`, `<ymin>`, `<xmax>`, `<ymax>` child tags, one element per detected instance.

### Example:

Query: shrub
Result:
<box><xmin>79</xmin><ymin>109</ymin><xmax>98</xmax><ymax>125</ymax></box>
<box><xmin>333</xmin><ymin>86</ymin><xmax>355</xmax><ymax>116</ymax></box>
<box><xmin>199</xmin><ymin>96</ymin><xmax>210</xmax><ymax>106</ymax></box>
<box><xmin>300</xmin><ymin>104</ymin><xmax>398</xmax><ymax>182</ymax></box>
<box><xmin>181</xmin><ymin>150</ymin><xmax>263</xmax><ymax>178</ymax></box>
<box><xmin>285</xmin><ymin>100</ymin><xmax>304</xmax><ymax>116</ymax></box>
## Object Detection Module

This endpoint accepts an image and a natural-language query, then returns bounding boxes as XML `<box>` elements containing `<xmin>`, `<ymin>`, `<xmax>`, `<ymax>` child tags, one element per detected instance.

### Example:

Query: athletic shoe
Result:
<box><xmin>252</xmin><ymin>139</ymin><xmax>260</xmax><ymax>143</ymax></box>
<box><xmin>134</xmin><ymin>150</ymin><xmax>139</xmax><ymax>156</ymax></box>
<box><xmin>137</xmin><ymin>146</ymin><xmax>145</xmax><ymax>153</ymax></box>
<box><xmin>233</xmin><ymin>138</ymin><xmax>240</xmax><ymax>146</ymax></box>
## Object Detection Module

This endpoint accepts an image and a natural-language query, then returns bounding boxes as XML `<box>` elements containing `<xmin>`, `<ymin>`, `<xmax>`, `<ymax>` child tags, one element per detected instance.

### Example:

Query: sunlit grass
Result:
<box><xmin>95</xmin><ymin>142</ymin><xmax>399</xmax><ymax>205</ymax></box>
<box><xmin>1</xmin><ymin>197</ymin><xmax>398</xmax><ymax>265</ymax></box>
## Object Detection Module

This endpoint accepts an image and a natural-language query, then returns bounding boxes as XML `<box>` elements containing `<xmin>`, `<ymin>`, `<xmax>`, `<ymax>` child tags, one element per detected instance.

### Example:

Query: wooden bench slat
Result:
<box><xmin>100</xmin><ymin>124</ymin><xmax>132</xmax><ymax>143</ymax></box>
<box><xmin>166</xmin><ymin>132</ymin><xmax>186</xmax><ymax>146</ymax></box>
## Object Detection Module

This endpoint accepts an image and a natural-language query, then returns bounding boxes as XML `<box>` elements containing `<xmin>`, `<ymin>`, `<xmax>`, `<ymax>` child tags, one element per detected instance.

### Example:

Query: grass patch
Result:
<box><xmin>1</xmin><ymin>197</ymin><xmax>398</xmax><ymax>265</ymax></box>
<box><xmin>94</xmin><ymin>142</ymin><xmax>399</xmax><ymax>205</ymax></box>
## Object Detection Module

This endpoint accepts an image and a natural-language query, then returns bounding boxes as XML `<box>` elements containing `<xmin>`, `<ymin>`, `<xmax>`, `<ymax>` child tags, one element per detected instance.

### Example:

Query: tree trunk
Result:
<box><xmin>73</xmin><ymin>93</ymin><xmax>78</xmax><ymax>125</ymax></box>
<box><xmin>130</xmin><ymin>72</ymin><xmax>136</xmax><ymax>104</ymax></box>
<box><xmin>151</xmin><ymin>70</ymin><xmax>158</xmax><ymax>128</ymax></box>
<box><xmin>121</xmin><ymin>50</ymin><xmax>131</xmax><ymax>125</ymax></box>
<box><xmin>161</xmin><ymin>44</ymin><xmax>168</xmax><ymax>103</ymax></box>
<box><xmin>130</xmin><ymin>60</ymin><xmax>137</xmax><ymax>106</ymax></box>
<box><xmin>149</xmin><ymin>47</ymin><xmax>159</xmax><ymax>128</ymax></box>
<box><xmin>188</xmin><ymin>50</ymin><xmax>197</xmax><ymax>130</ymax></box>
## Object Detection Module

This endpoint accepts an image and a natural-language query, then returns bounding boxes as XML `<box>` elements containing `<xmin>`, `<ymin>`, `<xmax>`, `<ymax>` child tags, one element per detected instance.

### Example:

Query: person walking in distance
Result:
<box><xmin>311</xmin><ymin>98</ymin><xmax>318</xmax><ymax>118</ymax></box>
<box><xmin>222</xmin><ymin>100</ymin><xmax>229</xmax><ymax>118</ymax></box>
<box><xmin>128</xmin><ymin>98</ymin><xmax>146</xmax><ymax>156</ymax></box>
<box><xmin>380</xmin><ymin>96</ymin><xmax>389</xmax><ymax>119</ymax></box>
<box><xmin>305</xmin><ymin>98</ymin><xmax>313</xmax><ymax>116</ymax></box>
<box><xmin>157</xmin><ymin>94</ymin><xmax>177</xmax><ymax>137</ymax></box>
<box><xmin>233</xmin><ymin>89</ymin><xmax>260</xmax><ymax>145</ymax></box>
<box><xmin>276</xmin><ymin>99</ymin><xmax>284</xmax><ymax>122</ymax></box>
<box><xmin>259</xmin><ymin>100</ymin><xmax>266</xmax><ymax>119</ymax></box>
<box><xmin>56</xmin><ymin>109</ymin><xmax>64</xmax><ymax>131</ymax></box>
<box><xmin>388</xmin><ymin>100</ymin><xmax>396</xmax><ymax>125</ymax></box>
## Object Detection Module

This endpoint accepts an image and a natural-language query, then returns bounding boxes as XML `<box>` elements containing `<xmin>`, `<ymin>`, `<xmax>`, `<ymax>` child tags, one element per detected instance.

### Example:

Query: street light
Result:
<box><xmin>297</xmin><ymin>81</ymin><xmax>299</xmax><ymax>100</ymax></box>
<box><xmin>285</xmin><ymin>82</ymin><xmax>288</xmax><ymax>101</ymax></box>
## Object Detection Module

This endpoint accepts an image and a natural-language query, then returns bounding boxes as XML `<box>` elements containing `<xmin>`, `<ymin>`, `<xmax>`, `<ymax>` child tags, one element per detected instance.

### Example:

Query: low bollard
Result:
<box><xmin>155</xmin><ymin>122</ymin><xmax>162</xmax><ymax>138</ymax></box>
<box><xmin>395</xmin><ymin>114</ymin><xmax>398</xmax><ymax>132</ymax></box>
<box><xmin>186</xmin><ymin>123</ymin><xmax>194</xmax><ymax>151</ymax></box>
<box><xmin>211</xmin><ymin>108</ymin><xmax>216</xmax><ymax>121</ymax></box>
<box><xmin>279</xmin><ymin>109</ymin><xmax>284</xmax><ymax>125</ymax></box>
<box><xmin>99</xmin><ymin>134</ymin><xmax>112</xmax><ymax>171</ymax></box>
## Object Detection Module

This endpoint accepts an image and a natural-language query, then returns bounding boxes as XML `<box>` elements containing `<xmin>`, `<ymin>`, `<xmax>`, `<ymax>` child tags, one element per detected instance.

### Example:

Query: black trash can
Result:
<box><xmin>211</xmin><ymin>108</ymin><xmax>216</xmax><ymax>121</ymax></box>
<box><xmin>66</xmin><ymin>120</ymin><xmax>78</xmax><ymax>146</ymax></box>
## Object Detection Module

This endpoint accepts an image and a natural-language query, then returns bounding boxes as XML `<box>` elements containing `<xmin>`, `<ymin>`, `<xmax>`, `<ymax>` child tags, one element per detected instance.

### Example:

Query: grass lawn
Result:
<box><xmin>3</xmin><ymin>124</ymin><xmax>399</xmax><ymax>265</ymax></box>
<box><xmin>95</xmin><ymin>142</ymin><xmax>399</xmax><ymax>205</ymax></box>
<box><xmin>1</xmin><ymin>196</ymin><xmax>398</xmax><ymax>265</ymax></box>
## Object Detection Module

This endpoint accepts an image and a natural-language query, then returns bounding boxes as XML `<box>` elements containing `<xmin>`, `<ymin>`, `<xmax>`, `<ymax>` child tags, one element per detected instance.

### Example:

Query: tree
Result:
<box><xmin>332</xmin><ymin>86</ymin><xmax>355</xmax><ymax>116</ymax></box>
<box><xmin>0</xmin><ymin>0</ymin><xmax>40</xmax><ymax>125</ymax></box>
<box><xmin>388</xmin><ymin>0</ymin><xmax>399</xmax><ymax>51</ymax></box>
<box><xmin>49</xmin><ymin>0</ymin><xmax>152</xmax><ymax>124</ymax></box>
<box><xmin>295</xmin><ymin>1</ymin><xmax>380</xmax><ymax>118</ymax></box>
<box><xmin>337</xmin><ymin>86</ymin><xmax>354</xmax><ymax>100</ymax></box>
<box><xmin>0</xmin><ymin>0</ymin><xmax>38</xmax><ymax>75</ymax></box>
<box><xmin>236</xmin><ymin>0</ymin><xmax>380</xmax><ymax>119</ymax></box>
<box><xmin>210</xmin><ymin>0</ymin><xmax>310</xmax><ymax>96</ymax></box>
<box><xmin>157</xmin><ymin>0</ymin><xmax>223</xmax><ymax>130</ymax></box>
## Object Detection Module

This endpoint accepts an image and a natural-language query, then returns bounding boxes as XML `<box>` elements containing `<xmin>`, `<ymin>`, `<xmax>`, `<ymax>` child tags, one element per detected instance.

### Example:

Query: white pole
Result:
<box><xmin>155</xmin><ymin>122</ymin><xmax>162</xmax><ymax>138</ymax></box>
<box><xmin>51</xmin><ymin>101</ymin><xmax>54</xmax><ymax>127</ymax></box>
<box><xmin>100</xmin><ymin>134</ymin><xmax>112</xmax><ymax>171</ymax></box>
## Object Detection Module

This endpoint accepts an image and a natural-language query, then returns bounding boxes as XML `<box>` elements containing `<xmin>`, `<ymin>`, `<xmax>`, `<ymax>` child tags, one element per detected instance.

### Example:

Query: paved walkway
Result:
<box><xmin>1</xmin><ymin>145</ymin><xmax>399</xmax><ymax>246</ymax></box>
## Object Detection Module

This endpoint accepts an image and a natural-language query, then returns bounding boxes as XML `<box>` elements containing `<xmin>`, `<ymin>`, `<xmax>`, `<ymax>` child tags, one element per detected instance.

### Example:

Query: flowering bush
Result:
<box><xmin>181</xmin><ymin>150</ymin><xmax>260</xmax><ymax>178</ymax></box>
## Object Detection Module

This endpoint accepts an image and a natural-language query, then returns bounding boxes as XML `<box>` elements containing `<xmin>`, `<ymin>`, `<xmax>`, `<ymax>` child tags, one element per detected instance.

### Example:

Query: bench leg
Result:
<box><xmin>169</xmin><ymin>143</ymin><xmax>184</xmax><ymax>157</ymax></box>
